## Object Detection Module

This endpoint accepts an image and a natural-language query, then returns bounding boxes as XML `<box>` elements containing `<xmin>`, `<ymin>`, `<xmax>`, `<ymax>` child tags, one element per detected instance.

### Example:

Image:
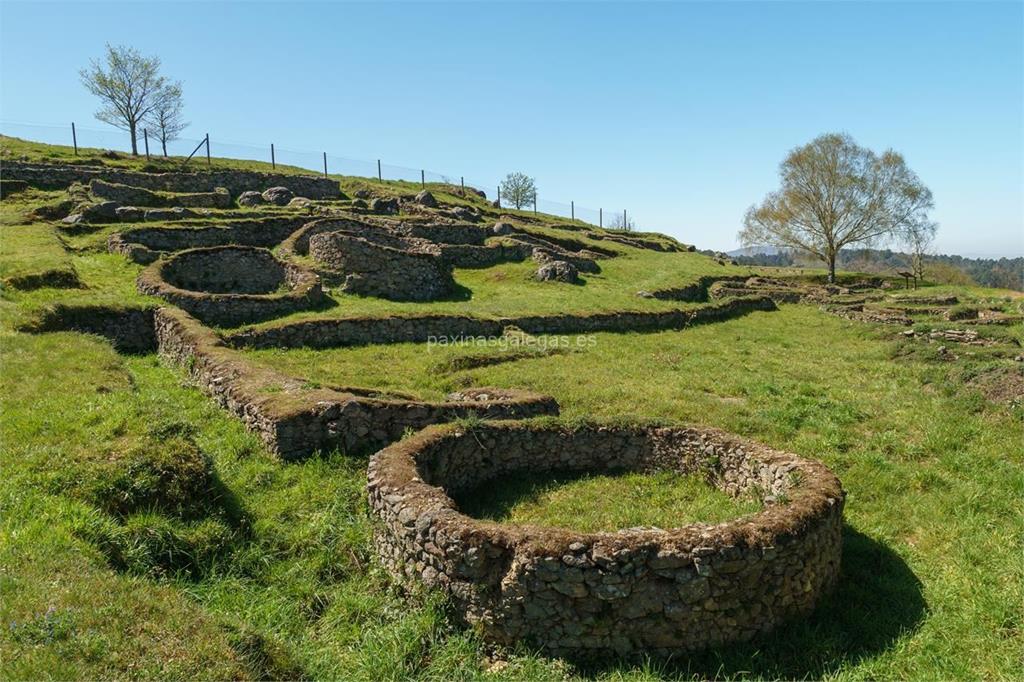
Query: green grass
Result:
<box><xmin>2</xmin><ymin>137</ymin><xmax>1022</xmax><ymax>680</ymax></box>
<box><xmin>455</xmin><ymin>470</ymin><xmax>761</xmax><ymax>533</ymax></box>
<box><xmin>241</xmin><ymin>252</ymin><xmax>746</xmax><ymax>331</ymax></box>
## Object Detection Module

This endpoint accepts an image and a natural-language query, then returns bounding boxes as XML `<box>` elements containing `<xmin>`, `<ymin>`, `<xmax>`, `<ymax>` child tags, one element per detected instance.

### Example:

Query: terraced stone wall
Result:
<box><xmin>225</xmin><ymin>296</ymin><xmax>778</xmax><ymax>350</ymax></box>
<box><xmin>4</xmin><ymin>161</ymin><xmax>341</xmax><ymax>198</ymax></box>
<box><xmin>107</xmin><ymin>217</ymin><xmax>311</xmax><ymax>264</ymax></box>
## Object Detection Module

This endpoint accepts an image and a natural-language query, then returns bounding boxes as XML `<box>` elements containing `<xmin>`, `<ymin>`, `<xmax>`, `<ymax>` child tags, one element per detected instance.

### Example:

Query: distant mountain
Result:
<box><xmin>728</xmin><ymin>246</ymin><xmax>1023</xmax><ymax>291</ymax></box>
<box><xmin>726</xmin><ymin>245</ymin><xmax>788</xmax><ymax>257</ymax></box>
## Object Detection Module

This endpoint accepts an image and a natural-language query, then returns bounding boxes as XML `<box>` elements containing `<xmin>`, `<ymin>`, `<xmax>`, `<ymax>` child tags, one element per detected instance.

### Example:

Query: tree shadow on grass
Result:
<box><xmin>574</xmin><ymin>525</ymin><xmax>926</xmax><ymax>680</ymax></box>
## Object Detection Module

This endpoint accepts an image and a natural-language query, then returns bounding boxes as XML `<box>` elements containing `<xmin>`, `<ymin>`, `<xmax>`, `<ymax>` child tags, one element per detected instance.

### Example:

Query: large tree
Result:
<box><xmin>145</xmin><ymin>82</ymin><xmax>188</xmax><ymax>157</ymax></box>
<box><xmin>80</xmin><ymin>44</ymin><xmax>167</xmax><ymax>156</ymax></box>
<box><xmin>499</xmin><ymin>172</ymin><xmax>537</xmax><ymax>210</ymax></box>
<box><xmin>739</xmin><ymin>133</ymin><xmax>933</xmax><ymax>282</ymax></box>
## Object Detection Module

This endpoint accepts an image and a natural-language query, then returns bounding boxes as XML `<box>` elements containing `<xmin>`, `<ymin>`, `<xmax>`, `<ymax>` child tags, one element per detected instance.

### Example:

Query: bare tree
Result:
<box><xmin>80</xmin><ymin>44</ymin><xmax>167</xmax><ymax>156</ymax></box>
<box><xmin>739</xmin><ymin>133</ymin><xmax>933</xmax><ymax>283</ymax></box>
<box><xmin>608</xmin><ymin>213</ymin><xmax>636</xmax><ymax>231</ymax></box>
<box><xmin>499</xmin><ymin>172</ymin><xmax>537</xmax><ymax>210</ymax></box>
<box><xmin>145</xmin><ymin>82</ymin><xmax>188</xmax><ymax>157</ymax></box>
<box><xmin>903</xmin><ymin>219</ymin><xmax>938</xmax><ymax>283</ymax></box>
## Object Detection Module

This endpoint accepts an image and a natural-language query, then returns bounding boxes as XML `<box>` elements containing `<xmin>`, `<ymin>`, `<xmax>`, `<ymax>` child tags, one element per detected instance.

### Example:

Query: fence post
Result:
<box><xmin>461</xmin><ymin>176</ymin><xmax>465</xmax><ymax>195</ymax></box>
<box><xmin>496</xmin><ymin>186</ymin><xmax>500</xmax><ymax>209</ymax></box>
<box><xmin>143</xmin><ymin>129</ymin><xmax>150</xmax><ymax>160</ymax></box>
<box><xmin>377</xmin><ymin>159</ymin><xmax>382</xmax><ymax>182</ymax></box>
<box><xmin>624</xmin><ymin>209</ymin><xmax>627</xmax><ymax>230</ymax></box>
<box><xmin>323</xmin><ymin>152</ymin><xmax>328</xmax><ymax>177</ymax></box>
<box><xmin>71</xmin><ymin>122</ymin><xmax>78</xmax><ymax>155</ymax></box>
<box><xmin>421</xmin><ymin>170</ymin><xmax>425</xmax><ymax>188</ymax></box>
<box><xmin>571</xmin><ymin>201</ymin><xmax>574</xmax><ymax>221</ymax></box>
<box><xmin>205</xmin><ymin>134</ymin><xmax>211</xmax><ymax>168</ymax></box>
<box><xmin>599</xmin><ymin>208</ymin><xmax>602</xmax><ymax>228</ymax></box>
<box><xmin>271</xmin><ymin>143</ymin><xmax>275</xmax><ymax>169</ymax></box>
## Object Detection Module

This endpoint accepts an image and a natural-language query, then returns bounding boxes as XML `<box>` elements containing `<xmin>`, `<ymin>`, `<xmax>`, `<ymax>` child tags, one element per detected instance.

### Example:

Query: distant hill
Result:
<box><xmin>728</xmin><ymin>247</ymin><xmax>1023</xmax><ymax>291</ymax></box>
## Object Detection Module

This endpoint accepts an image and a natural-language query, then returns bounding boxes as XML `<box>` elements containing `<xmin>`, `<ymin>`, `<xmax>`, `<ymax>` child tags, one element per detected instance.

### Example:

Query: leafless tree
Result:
<box><xmin>499</xmin><ymin>172</ymin><xmax>537</xmax><ymax>210</ymax></box>
<box><xmin>608</xmin><ymin>213</ymin><xmax>636</xmax><ymax>231</ymax></box>
<box><xmin>739</xmin><ymin>133</ymin><xmax>933</xmax><ymax>282</ymax></box>
<box><xmin>903</xmin><ymin>219</ymin><xmax>938</xmax><ymax>283</ymax></box>
<box><xmin>80</xmin><ymin>44</ymin><xmax>167</xmax><ymax>155</ymax></box>
<box><xmin>146</xmin><ymin>82</ymin><xmax>188</xmax><ymax>157</ymax></box>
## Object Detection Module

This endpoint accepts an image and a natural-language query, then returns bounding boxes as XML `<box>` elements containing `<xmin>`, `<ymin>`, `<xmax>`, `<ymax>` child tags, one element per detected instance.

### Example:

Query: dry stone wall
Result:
<box><xmin>4</xmin><ymin>161</ymin><xmax>341</xmax><ymax>198</ymax></box>
<box><xmin>225</xmin><ymin>296</ymin><xmax>777</xmax><ymax>350</ymax></box>
<box><xmin>152</xmin><ymin>307</ymin><xmax>558</xmax><ymax>459</ymax></box>
<box><xmin>22</xmin><ymin>304</ymin><xmax>156</xmax><ymax>353</ymax></box>
<box><xmin>107</xmin><ymin>216</ymin><xmax>310</xmax><ymax>264</ymax></box>
<box><xmin>89</xmin><ymin>178</ymin><xmax>232</xmax><ymax>208</ymax></box>
<box><xmin>137</xmin><ymin>246</ymin><xmax>325</xmax><ymax>327</ymax></box>
<box><xmin>309</xmin><ymin>231</ymin><xmax>455</xmax><ymax>301</ymax></box>
<box><xmin>368</xmin><ymin>421</ymin><xmax>845</xmax><ymax>658</ymax></box>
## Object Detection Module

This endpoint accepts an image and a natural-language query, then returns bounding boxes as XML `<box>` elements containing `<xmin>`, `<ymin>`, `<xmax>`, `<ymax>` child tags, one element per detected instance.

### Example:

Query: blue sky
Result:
<box><xmin>1</xmin><ymin>1</ymin><xmax>1021</xmax><ymax>257</ymax></box>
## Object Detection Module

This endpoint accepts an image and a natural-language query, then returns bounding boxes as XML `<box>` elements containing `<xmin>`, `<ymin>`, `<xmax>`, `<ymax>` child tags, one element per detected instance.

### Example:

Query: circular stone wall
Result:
<box><xmin>162</xmin><ymin>245</ymin><xmax>286</xmax><ymax>294</ymax></box>
<box><xmin>137</xmin><ymin>246</ymin><xmax>324</xmax><ymax>327</ymax></box>
<box><xmin>367</xmin><ymin>421</ymin><xmax>844</xmax><ymax>658</ymax></box>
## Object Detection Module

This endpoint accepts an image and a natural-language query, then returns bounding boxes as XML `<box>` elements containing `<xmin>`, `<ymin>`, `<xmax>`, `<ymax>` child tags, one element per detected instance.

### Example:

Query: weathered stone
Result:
<box><xmin>414</xmin><ymin>190</ymin><xmax>436</xmax><ymax>207</ymax></box>
<box><xmin>536</xmin><ymin>260</ymin><xmax>580</xmax><ymax>284</ymax></box>
<box><xmin>237</xmin><ymin>190</ymin><xmax>264</xmax><ymax>207</ymax></box>
<box><xmin>262</xmin><ymin>186</ymin><xmax>295</xmax><ymax>206</ymax></box>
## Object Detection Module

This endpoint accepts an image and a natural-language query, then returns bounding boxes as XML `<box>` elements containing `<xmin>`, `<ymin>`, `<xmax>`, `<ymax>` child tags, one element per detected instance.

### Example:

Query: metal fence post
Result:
<box><xmin>377</xmin><ymin>159</ymin><xmax>382</xmax><ymax>182</ymax></box>
<box><xmin>599</xmin><ymin>208</ymin><xmax>602</xmax><ymax>228</ymax></box>
<box><xmin>421</xmin><ymin>170</ymin><xmax>425</xmax><ymax>188</ymax></box>
<box><xmin>624</xmin><ymin>209</ymin><xmax>627</xmax><ymax>230</ymax></box>
<box><xmin>461</xmin><ymin>176</ymin><xmax>465</xmax><ymax>194</ymax></box>
<box><xmin>143</xmin><ymin>129</ymin><xmax>150</xmax><ymax>160</ymax></box>
<box><xmin>71</xmin><ymin>122</ymin><xmax>78</xmax><ymax>155</ymax></box>
<box><xmin>571</xmin><ymin>201</ymin><xmax>574</xmax><ymax>221</ymax></box>
<box><xmin>496</xmin><ymin>186</ymin><xmax>500</xmax><ymax>209</ymax></box>
<box><xmin>534</xmin><ymin>196</ymin><xmax>537</xmax><ymax>214</ymax></box>
<box><xmin>271</xmin><ymin>143</ymin><xmax>275</xmax><ymax>169</ymax></box>
<box><xmin>205</xmin><ymin>134</ymin><xmax>211</xmax><ymax>168</ymax></box>
<box><xmin>323</xmin><ymin>152</ymin><xmax>328</xmax><ymax>177</ymax></box>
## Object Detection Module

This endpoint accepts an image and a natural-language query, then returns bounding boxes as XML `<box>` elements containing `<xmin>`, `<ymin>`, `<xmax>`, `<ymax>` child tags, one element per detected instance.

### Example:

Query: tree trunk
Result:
<box><xmin>162</xmin><ymin>139</ymin><xmax>168</xmax><ymax>157</ymax></box>
<box><xmin>129</xmin><ymin>123</ymin><xmax>138</xmax><ymax>156</ymax></box>
<box><xmin>827</xmin><ymin>254</ymin><xmax>836</xmax><ymax>284</ymax></box>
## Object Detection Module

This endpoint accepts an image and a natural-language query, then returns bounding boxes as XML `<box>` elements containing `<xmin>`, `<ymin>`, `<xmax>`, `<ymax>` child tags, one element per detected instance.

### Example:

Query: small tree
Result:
<box><xmin>903</xmin><ymin>219</ymin><xmax>938</xmax><ymax>283</ymax></box>
<box><xmin>499</xmin><ymin>172</ymin><xmax>537</xmax><ymax>210</ymax></box>
<box><xmin>146</xmin><ymin>82</ymin><xmax>188</xmax><ymax>157</ymax></box>
<box><xmin>80</xmin><ymin>44</ymin><xmax>167</xmax><ymax>156</ymax></box>
<box><xmin>739</xmin><ymin>133</ymin><xmax>933</xmax><ymax>283</ymax></box>
<box><xmin>608</xmin><ymin>213</ymin><xmax>636</xmax><ymax>231</ymax></box>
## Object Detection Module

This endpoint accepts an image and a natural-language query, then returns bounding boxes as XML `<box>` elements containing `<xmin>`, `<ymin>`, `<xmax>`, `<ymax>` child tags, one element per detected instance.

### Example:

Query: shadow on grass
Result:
<box><xmin>574</xmin><ymin>525</ymin><xmax>926</xmax><ymax>680</ymax></box>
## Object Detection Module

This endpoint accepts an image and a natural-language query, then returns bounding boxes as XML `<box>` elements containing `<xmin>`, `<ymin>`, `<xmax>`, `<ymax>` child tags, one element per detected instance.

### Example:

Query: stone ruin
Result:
<box><xmin>308</xmin><ymin>229</ymin><xmax>456</xmax><ymax>301</ymax></box>
<box><xmin>13</xmin><ymin>159</ymin><xmax>852</xmax><ymax>658</ymax></box>
<box><xmin>368</xmin><ymin>421</ymin><xmax>845</xmax><ymax>658</ymax></box>
<box><xmin>137</xmin><ymin>246</ymin><xmax>324</xmax><ymax>327</ymax></box>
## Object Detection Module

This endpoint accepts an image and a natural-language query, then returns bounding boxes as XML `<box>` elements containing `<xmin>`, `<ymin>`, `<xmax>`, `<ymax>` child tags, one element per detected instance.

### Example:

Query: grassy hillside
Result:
<box><xmin>1</xmin><ymin>137</ymin><xmax>1022</xmax><ymax>680</ymax></box>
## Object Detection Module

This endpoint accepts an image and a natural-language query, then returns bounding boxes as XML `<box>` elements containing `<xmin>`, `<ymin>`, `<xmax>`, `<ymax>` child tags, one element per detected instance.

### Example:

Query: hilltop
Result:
<box><xmin>0</xmin><ymin>136</ymin><xmax>1021</xmax><ymax>680</ymax></box>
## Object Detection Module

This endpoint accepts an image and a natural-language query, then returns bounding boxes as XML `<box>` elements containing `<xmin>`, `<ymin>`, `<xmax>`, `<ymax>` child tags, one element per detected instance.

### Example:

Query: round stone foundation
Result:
<box><xmin>137</xmin><ymin>245</ymin><xmax>324</xmax><ymax>326</ymax></box>
<box><xmin>367</xmin><ymin>421</ymin><xmax>844</xmax><ymax>658</ymax></box>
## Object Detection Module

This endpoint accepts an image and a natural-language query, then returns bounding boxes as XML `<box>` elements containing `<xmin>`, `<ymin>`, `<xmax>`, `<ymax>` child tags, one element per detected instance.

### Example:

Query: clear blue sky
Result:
<box><xmin>2</xmin><ymin>1</ymin><xmax>1021</xmax><ymax>257</ymax></box>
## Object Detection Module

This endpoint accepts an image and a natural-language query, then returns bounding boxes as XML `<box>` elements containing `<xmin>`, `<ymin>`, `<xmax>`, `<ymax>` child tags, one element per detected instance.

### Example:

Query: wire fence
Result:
<box><xmin>0</xmin><ymin>120</ymin><xmax>634</xmax><ymax>229</ymax></box>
